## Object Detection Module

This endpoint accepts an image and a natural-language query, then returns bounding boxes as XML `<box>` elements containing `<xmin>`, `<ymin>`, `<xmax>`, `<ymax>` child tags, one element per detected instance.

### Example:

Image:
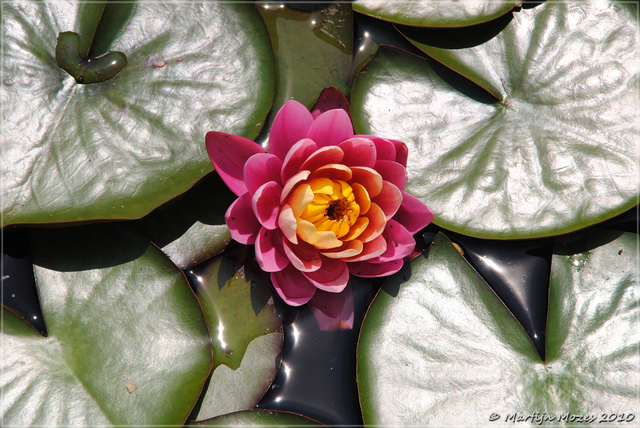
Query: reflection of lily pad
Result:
<box><xmin>3</xmin><ymin>3</ymin><xmax>274</xmax><ymax>225</ymax></box>
<box><xmin>351</xmin><ymin>3</ymin><xmax>638</xmax><ymax>239</ymax></box>
<box><xmin>358</xmin><ymin>231</ymin><xmax>637</xmax><ymax>425</ymax></box>
<box><xmin>193</xmin><ymin>333</ymin><xmax>284</xmax><ymax>421</ymax></box>
<box><xmin>353</xmin><ymin>1</ymin><xmax>517</xmax><ymax>27</ymax></box>
<box><xmin>191</xmin><ymin>255</ymin><xmax>283</xmax><ymax>420</ymax></box>
<box><xmin>2</xmin><ymin>225</ymin><xmax>212</xmax><ymax>425</ymax></box>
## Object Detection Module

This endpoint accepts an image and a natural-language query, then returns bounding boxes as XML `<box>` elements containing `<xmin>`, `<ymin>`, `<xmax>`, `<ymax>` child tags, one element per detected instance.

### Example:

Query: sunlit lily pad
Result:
<box><xmin>351</xmin><ymin>3</ymin><xmax>638</xmax><ymax>239</ymax></box>
<box><xmin>191</xmin><ymin>255</ymin><xmax>283</xmax><ymax>420</ymax></box>
<box><xmin>357</xmin><ymin>231</ymin><xmax>637</xmax><ymax>424</ymax></box>
<box><xmin>2</xmin><ymin>225</ymin><xmax>212</xmax><ymax>425</ymax></box>
<box><xmin>3</xmin><ymin>3</ymin><xmax>274</xmax><ymax>225</ymax></box>
<box><xmin>352</xmin><ymin>1</ymin><xmax>517</xmax><ymax>27</ymax></box>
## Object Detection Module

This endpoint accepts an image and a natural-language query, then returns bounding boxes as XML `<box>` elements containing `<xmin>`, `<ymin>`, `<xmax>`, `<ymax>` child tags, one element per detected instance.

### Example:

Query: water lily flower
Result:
<box><xmin>206</xmin><ymin>93</ymin><xmax>433</xmax><ymax>306</ymax></box>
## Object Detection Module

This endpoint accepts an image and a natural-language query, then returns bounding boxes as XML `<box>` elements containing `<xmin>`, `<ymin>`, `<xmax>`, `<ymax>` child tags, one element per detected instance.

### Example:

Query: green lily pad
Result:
<box><xmin>126</xmin><ymin>173</ymin><xmax>236</xmax><ymax>270</ymax></box>
<box><xmin>192</xmin><ymin>255</ymin><xmax>284</xmax><ymax>421</ymax></box>
<box><xmin>357</xmin><ymin>231</ymin><xmax>637</xmax><ymax>425</ymax></box>
<box><xmin>3</xmin><ymin>2</ymin><xmax>274</xmax><ymax>225</ymax></box>
<box><xmin>257</xmin><ymin>2</ymin><xmax>352</xmax><ymax>131</ymax></box>
<box><xmin>192</xmin><ymin>409</ymin><xmax>324</xmax><ymax>426</ymax></box>
<box><xmin>351</xmin><ymin>4</ymin><xmax>637</xmax><ymax>239</ymax></box>
<box><xmin>2</xmin><ymin>224</ymin><xmax>212</xmax><ymax>425</ymax></box>
<box><xmin>352</xmin><ymin>1</ymin><xmax>517</xmax><ymax>27</ymax></box>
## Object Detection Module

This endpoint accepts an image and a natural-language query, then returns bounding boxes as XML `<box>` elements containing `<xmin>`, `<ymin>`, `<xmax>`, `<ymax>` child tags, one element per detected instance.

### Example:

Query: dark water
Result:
<box><xmin>2</xmin><ymin>227</ymin><xmax>47</xmax><ymax>336</ymax></box>
<box><xmin>255</xmin><ymin>277</ymin><xmax>379</xmax><ymax>425</ymax></box>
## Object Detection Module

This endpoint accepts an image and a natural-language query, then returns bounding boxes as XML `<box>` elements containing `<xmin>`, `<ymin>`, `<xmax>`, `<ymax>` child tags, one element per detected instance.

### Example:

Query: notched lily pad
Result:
<box><xmin>2</xmin><ymin>224</ymin><xmax>212</xmax><ymax>425</ymax></box>
<box><xmin>352</xmin><ymin>1</ymin><xmax>518</xmax><ymax>28</ymax></box>
<box><xmin>351</xmin><ymin>3</ymin><xmax>638</xmax><ymax>239</ymax></box>
<box><xmin>357</xmin><ymin>231</ymin><xmax>637</xmax><ymax>425</ymax></box>
<box><xmin>3</xmin><ymin>3</ymin><xmax>274</xmax><ymax>225</ymax></box>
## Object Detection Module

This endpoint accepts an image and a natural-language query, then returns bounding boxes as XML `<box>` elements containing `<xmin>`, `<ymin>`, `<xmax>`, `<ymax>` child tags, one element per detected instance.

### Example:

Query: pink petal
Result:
<box><xmin>343</xmin><ymin>235</ymin><xmax>387</xmax><ymax>263</ymax></box>
<box><xmin>271</xmin><ymin>265</ymin><xmax>317</xmax><ymax>306</ymax></box>
<box><xmin>372</xmin><ymin>181</ymin><xmax>403</xmax><ymax>220</ymax></box>
<box><xmin>311</xmin><ymin>87</ymin><xmax>351</xmax><ymax>120</ymax></box>
<box><xmin>368</xmin><ymin>136</ymin><xmax>397</xmax><ymax>162</ymax></box>
<box><xmin>357</xmin><ymin>202</ymin><xmax>386</xmax><ymax>243</ymax></box>
<box><xmin>374</xmin><ymin>160</ymin><xmax>408</xmax><ymax>192</ymax></box>
<box><xmin>225</xmin><ymin>193</ymin><xmax>261</xmax><ymax>244</ymax></box>
<box><xmin>338</xmin><ymin>137</ymin><xmax>377</xmax><ymax>168</ymax></box>
<box><xmin>282</xmin><ymin>238</ymin><xmax>322</xmax><ymax>272</ymax></box>
<box><xmin>343</xmin><ymin>234</ymin><xmax>387</xmax><ymax>262</ymax></box>
<box><xmin>281</xmin><ymin>138</ymin><xmax>318</xmax><ymax>183</ymax></box>
<box><xmin>206</xmin><ymin>131</ymin><xmax>266</xmax><ymax>197</ymax></box>
<box><xmin>299</xmin><ymin>146</ymin><xmax>344</xmax><ymax>172</ymax></box>
<box><xmin>251</xmin><ymin>181</ymin><xmax>282</xmax><ymax>230</ymax></box>
<box><xmin>393</xmin><ymin>192</ymin><xmax>434</xmax><ymax>235</ymax></box>
<box><xmin>308</xmin><ymin>282</ymin><xmax>354</xmax><ymax>331</ymax></box>
<box><xmin>255</xmin><ymin>227</ymin><xmax>290</xmax><ymax>272</ymax></box>
<box><xmin>310</xmin><ymin>164</ymin><xmax>352</xmax><ymax>182</ymax></box>
<box><xmin>269</xmin><ymin>100</ymin><xmax>314</xmax><ymax>161</ymax></box>
<box><xmin>348</xmin><ymin>259</ymin><xmax>404</xmax><ymax>278</ymax></box>
<box><xmin>306</xmin><ymin>109</ymin><xmax>354</xmax><ymax>149</ymax></box>
<box><xmin>350</xmin><ymin>167</ymin><xmax>383</xmax><ymax>198</ymax></box>
<box><xmin>302</xmin><ymin>256</ymin><xmax>349</xmax><ymax>293</ymax></box>
<box><xmin>392</xmin><ymin>140</ymin><xmax>408</xmax><ymax>167</ymax></box>
<box><xmin>375</xmin><ymin>219</ymin><xmax>416</xmax><ymax>263</ymax></box>
<box><xmin>244</xmin><ymin>153</ymin><xmax>283</xmax><ymax>194</ymax></box>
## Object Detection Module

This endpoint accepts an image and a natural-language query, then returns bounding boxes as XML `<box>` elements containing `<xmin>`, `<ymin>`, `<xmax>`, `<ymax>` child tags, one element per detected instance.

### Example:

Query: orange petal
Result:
<box><xmin>314</xmin><ymin>231</ymin><xmax>344</xmax><ymax>250</ymax></box>
<box><xmin>321</xmin><ymin>240</ymin><xmax>364</xmax><ymax>259</ymax></box>
<box><xmin>278</xmin><ymin>204</ymin><xmax>298</xmax><ymax>244</ymax></box>
<box><xmin>280</xmin><ymin>170</ymin><xmax>311</xmax><ymax>203</ymax></box>
<box><xmin>350</xmin><ymin>167</ymin><xmax>383</xmax><ymax>198</ymax></box>
<box><xmin>288</xmin><ymin>184</ymin><xmax>314</xmax><ymax>218</ymax></box>
<box><xmin>351</xmin><ymin>183</ymin><xmax>371</xmax><ymax>215</ymax></box>
<box><xmin>307</xmin><ymin>177</ymin><xmax>335</xmax><ymax>195</ymax></box>
<box><xmin>357</xmin><ymin>202</ymin><xmax>386</xmax><ymax>243</ymax></box>
<box><xmin>340</xmin><ymin>216</ymin><xmax>369</xmax><ymax>241</ymax></box>
<box><xmin>297</xmin><ymin>218</ymin><xmax>319</xmax><ymax>245</ymax></box>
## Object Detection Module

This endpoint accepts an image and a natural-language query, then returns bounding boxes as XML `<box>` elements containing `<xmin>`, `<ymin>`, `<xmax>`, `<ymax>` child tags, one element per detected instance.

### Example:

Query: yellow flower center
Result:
<box><xmin>286</xmin><ymin>177</ymin><xmax>372</xmax><ymax>249</ymax></box>
<box><xmin>300</xmin><ymin>178</ymin><xmax>360</xmax><ymax>239</ymax></box>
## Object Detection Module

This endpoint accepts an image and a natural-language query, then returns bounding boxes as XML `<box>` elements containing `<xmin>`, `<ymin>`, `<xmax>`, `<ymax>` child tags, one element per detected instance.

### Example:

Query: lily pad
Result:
<box><xmin>352</xmin><ymin>1</ymin><xmax>517</xmax><ymax>28</ymax></box>
<box><xmin>257</xmin><ymin>2</ymin><xmax>352</xmax><ymax>134</ymax></box>
<box><xmin>350</xmin><ymin>3</ymin><xmax>638</xmax><ymax>239</ymax></box>
<box><xmin>2</xmin><ymin>224</ymin><xmax>212</xmax><ymax>425</ymax></box>
<box><xmin>192</xmin><ymin>409</ymin><xmax>324</xmax><ymax>426</ymax></box>
<box><xmin>357</xmin><ymin>231</ymin><xmax>637</xmax><ymax>425</ymax></box>
<box><xmin>3</xmin><ymin>2</ymin><xmax>274</xmax><ymax>225</ymax></box>
<box><xmin>190</xmin><ymin>255</ymin><xmax>283</xmax><ymax>420</ymax></box>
